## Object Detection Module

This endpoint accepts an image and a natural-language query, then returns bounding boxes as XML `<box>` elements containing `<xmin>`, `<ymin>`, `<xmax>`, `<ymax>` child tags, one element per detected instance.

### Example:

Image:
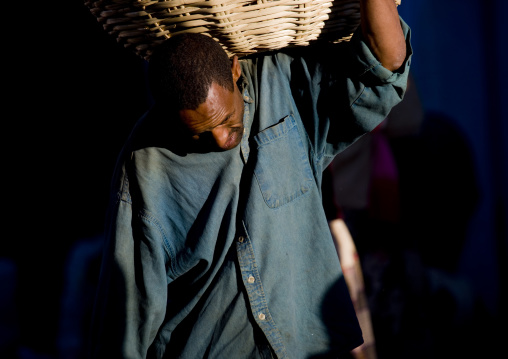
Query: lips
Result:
<box><xmin>224</xmin><ymin>131</ymin><xmax>238</xmax><ymax>150</ymax></box>
<box><xmin>223</xmin><ymin>127</ymin><xmax>243</xmax><ymax>150</ymax></box>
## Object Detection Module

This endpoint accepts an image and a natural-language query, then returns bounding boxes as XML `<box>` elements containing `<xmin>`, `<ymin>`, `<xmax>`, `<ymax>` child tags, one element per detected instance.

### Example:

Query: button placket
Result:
<box><xmin>235</xmin><ymin>224</ymin><xmax>289</xmax><ymax>358</ymax></box>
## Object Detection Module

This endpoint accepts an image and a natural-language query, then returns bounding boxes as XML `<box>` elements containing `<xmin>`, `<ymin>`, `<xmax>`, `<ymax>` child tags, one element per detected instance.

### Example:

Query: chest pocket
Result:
<box><xmin>252</xmin><ymin>114</ymin><xmax>314</xmax><ymax>209</ymax></box>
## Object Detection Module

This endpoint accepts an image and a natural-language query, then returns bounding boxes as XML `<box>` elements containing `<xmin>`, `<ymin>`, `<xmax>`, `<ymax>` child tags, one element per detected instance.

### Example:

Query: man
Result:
<box><xmin>90</xmin><ymin>0</ymin><xmax>412</xmax><ymax>357</ymax></box>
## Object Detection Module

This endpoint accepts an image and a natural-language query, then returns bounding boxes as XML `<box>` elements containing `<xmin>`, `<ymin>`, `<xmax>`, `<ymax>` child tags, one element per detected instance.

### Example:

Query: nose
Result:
<box><xmin>210</xmin><ymin>127</ymin><xmax>230</xmax><ymax>149</ymax></box>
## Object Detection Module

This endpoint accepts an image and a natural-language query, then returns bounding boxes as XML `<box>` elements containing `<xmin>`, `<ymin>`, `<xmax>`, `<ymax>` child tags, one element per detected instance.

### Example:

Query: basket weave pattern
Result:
<box><xmin>86</xmin><ymin>0</ymin><xmax>400</xmax><ymax>59</ymax></box>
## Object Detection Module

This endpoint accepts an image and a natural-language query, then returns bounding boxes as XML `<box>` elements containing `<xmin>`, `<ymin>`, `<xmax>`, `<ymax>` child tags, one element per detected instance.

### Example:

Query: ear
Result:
<box><xmin>231</xmin><ymin>55</ymin><xmax>242</xmax><ymax>83</ymax></box>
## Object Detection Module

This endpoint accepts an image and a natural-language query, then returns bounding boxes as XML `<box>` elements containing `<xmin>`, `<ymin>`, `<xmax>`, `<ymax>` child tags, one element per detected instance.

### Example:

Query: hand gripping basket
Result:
<box><xmin>85</xmin><ymin>0</ymin><xmax>400</xmax><ymax>60</ymax></box>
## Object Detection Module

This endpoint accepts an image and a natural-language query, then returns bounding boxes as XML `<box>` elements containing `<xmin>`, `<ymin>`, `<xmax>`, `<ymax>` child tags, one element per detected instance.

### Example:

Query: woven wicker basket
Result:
<box><xmin>85</xmin><ymin>0</ymin><xmax>400</xmax><ymax>60</ymax></box>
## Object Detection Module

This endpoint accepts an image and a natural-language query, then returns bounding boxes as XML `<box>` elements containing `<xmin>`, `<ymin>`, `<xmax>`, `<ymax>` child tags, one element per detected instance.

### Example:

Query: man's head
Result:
<box><xmin>148</xmin><ymin>33</ymin><xmax>244</xmax><ymax>151</ymax></box>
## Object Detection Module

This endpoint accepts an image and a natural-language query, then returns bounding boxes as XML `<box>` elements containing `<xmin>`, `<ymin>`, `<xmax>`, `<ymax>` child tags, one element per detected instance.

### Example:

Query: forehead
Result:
<box><xmin>179</xmin><ymin>82</ymin><xmax>237</xmax><ymax>134</ymax></box>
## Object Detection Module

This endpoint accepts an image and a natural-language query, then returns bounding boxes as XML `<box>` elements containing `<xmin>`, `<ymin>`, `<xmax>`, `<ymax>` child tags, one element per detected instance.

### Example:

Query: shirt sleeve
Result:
<box><xmin>347</xmin><ymin>17</ymin><xmax>412</xmax><ymax>121</ymax></box>
<box><xmin>325</xmin><ymin>16</ymin><xmax>413</xmax><ymax>162</ymax></box>
<box><xmin>89</xmin><ymin>179</ymin><xmax>168</xmax><ymax>359</ymax></box>
<box><xmin>287</xmin><ymin>17</ymin><xmax>413</xmax><ymax>170</ymax></box>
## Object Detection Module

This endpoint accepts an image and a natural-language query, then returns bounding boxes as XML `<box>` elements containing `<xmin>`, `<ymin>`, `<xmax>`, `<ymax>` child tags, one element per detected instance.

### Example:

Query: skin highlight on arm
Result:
<box><xmin>359</xmin><ymin>0</ymin><xmax>406</xmax><ymax>71</ymax></box>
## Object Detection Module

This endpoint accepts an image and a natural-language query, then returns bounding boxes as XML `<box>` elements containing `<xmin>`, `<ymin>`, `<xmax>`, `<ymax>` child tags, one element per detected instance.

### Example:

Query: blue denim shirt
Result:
<box><xmin>91</xmin><ymin>19</ymin><xmax>412</xmax><ymax>359</ymax></box>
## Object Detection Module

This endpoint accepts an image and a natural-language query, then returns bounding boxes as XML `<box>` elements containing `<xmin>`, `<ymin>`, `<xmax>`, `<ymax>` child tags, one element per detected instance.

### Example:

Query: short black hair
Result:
<box><xmin>148</xmin><ymin>33</ymin><xmax>234</xmax><ymax>110</ymax></box>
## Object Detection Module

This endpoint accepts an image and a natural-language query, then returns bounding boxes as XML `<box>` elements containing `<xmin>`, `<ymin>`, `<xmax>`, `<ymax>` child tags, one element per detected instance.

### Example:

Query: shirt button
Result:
<box><xmin>247</xmin><ymin>275</ymin><xmax>255</xmax><ymax>283</ymax></box>
<box><xmin>238</xmin><ymin>236</ymin><xmax>244</xmax><ymax>243</ymax></box>
<box><xmin>258</xmin><ymin>313</ymin><xmax>266</xmax><ymax>320</ymax></box>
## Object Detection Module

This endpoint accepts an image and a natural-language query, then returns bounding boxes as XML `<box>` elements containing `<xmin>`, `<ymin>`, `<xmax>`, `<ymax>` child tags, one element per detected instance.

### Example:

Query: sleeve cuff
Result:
<box><xmin>349</xmin><ymin>16</ymin><xmax>412</xmax><ymax>84</ymax></box>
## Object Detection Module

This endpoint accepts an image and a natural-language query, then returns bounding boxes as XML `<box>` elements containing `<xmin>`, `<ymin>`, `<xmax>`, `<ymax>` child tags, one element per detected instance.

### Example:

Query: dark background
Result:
<box><xmin>3</xmin><ymin>0</ymin><xmax>506</xmax><ymax>358</ymax></box>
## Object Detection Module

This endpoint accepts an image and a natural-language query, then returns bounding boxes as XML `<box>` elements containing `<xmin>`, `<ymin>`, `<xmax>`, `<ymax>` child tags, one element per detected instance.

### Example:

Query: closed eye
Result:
<box><xmin>191</xmin><ymin>110</ymin><xmax>235</xmax><ymax>141</ymax></box>
<box><xmin>218</xmin><ymin>111</ymin><xmax>234</xmax><ymax>127</ymax></box>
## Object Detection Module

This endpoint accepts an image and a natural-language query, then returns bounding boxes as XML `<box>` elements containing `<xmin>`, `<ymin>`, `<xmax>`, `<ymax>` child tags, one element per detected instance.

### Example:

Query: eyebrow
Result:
<box><xmin>200</xmin><ymin>109</ymin><xmax>235</xmax><ymax>134</ymax></box>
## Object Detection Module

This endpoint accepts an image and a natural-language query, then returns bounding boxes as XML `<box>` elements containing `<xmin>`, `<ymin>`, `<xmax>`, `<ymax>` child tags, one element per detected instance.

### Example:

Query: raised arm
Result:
<box><xmin>360</xmin><ymin>0</ymin><xmax>406</xmax><ymax>71</ymax></box>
